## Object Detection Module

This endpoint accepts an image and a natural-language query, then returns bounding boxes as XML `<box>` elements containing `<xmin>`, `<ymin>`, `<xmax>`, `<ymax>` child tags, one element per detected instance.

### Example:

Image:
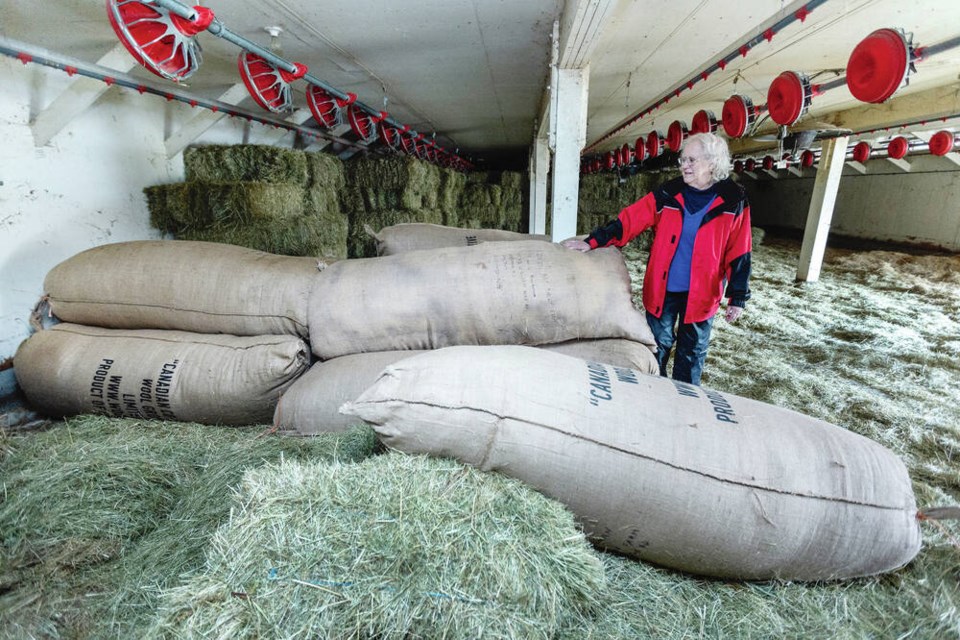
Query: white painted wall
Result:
<box><xmin>0</xmin><ymin>56</ymin><xmax>297</xmax><ymax>395</ymax></box>
<box><xmin>742</xmin><ymin>157</ymin><xmax>960</xmax><ymax>251</ymax></box>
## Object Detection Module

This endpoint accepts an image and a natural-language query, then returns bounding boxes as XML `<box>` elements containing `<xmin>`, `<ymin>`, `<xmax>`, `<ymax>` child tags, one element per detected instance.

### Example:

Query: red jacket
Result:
<box><xmin>587</xmin><ymin>177</ymin><xmax>752</xmax><ymax>323</ymax></box>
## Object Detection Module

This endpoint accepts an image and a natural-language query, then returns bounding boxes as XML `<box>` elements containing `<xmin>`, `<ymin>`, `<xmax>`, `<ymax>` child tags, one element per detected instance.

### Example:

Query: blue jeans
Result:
<box><xmin>646</xmin><ymin>292</ymin><xmax>715</xmax><ymax>386</ymax></box>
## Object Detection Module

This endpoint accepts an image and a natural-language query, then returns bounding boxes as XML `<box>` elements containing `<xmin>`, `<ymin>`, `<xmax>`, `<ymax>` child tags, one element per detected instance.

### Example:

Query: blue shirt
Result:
<box><xmin>666</xmin><ymin>185</ymin><xmax>717</xmax><ymax>292</ymax></box>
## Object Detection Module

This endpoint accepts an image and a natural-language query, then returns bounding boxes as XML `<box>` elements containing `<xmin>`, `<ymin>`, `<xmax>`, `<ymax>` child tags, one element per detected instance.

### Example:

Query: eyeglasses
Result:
<box><xmin>677</xmin><ymin>156</ymin><xmax>703</xmax><ymax>166</ymax></box>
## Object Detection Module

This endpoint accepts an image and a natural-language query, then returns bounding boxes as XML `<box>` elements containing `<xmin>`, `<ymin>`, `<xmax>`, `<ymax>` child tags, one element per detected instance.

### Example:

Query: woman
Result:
<box><xmin>563</xmin><ymin>132</ymin><xmax>752</xmax><ymax>385</ymax></box>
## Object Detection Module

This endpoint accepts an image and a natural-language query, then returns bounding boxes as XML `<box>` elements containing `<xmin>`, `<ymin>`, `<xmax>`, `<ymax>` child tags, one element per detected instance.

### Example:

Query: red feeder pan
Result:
<box><xmin>762</xmin><ymin>155</ymin><xmax>775</xmax><ymax>171</ymax></box>
<box><xmin>621</xmin><ymin>143</ymin><xmax>632</xmax><ymax>165</ymax></box>
<box><xmin>745</xmin><ymin>158</ymin><xmax>757</xmax><ymax>172</ymax></box>
<box><xmin>846</xmin><ymin>28</ymin><xmax>911</xmax><ymax>104</ymax></box>
<box><xmin>399</xmin><ymin>134</ymin><xmax>417</xmax><ymax>155</ymax></box>
<box><xmin>667</xmin><ymin>121</ymin><xmax>688</xmax><ymax>153</ymax></box>
<box><xmin>592</xmin><ymin>158</ymin><xmax>602</xmax><ymax>173</ymax></box>
<box><xmin>377</xmin><ymin>121</ymin><xmax>399</xmax><ymax>149</ymax></box>
<box><xmin>887</xmin><ymin>136</ymin><xmax>909</xmax><ymax>159</ymax></box>
<box><xmin>238</xmin><ymin>52</ymin><xmax>306</xmax><ymax>114</ymax></box>
<box><xmin>852</xmin><ymin>141</ymin><xmax>872</xmax><ymax>163</ymax></box>
<box><xmin>107</xmin><ymin>0</ymin><xmax>213</xmax><ymax>82</ymax></box>
<box><xmin>634</xmin><ymin>137</ymin><xmax>647</xmax><ymax>163</ymax></box>
<box><xmin>928</xmin><ymin>130</ymin><xmax>955</xmax><ymax>156</ymax></box>
<box><xmin>721</xmin><ymin>95</ymin><xmax>755</xmax><ymax>138</ymax></box>
<box><xmin>733</xmin><ymin>159</ymin><xmax>744</xmax><ymax>174</ymax></box>
<box><xmin>691</xmin><ymin>110</ymin><xmax>718</xmax><ymax>134</ymax></box>
<box><xmin>800</xmin><ymin>149</ymin><xmax>815</xmax><ymax>168</ymax></box>
<box><xmin>767</xmin><ymin>71</ymin><xmax>812</xmax><ymax>126</ymax></box>
<box><xmin>347</xmin><ymin>105</ymin><xmax>380</xmax><ymax>143</ymax></box>
<box><xmin>604</xmin><ymin>151</ymin><xmax>616</xmax><ymax>170</ymax></box>
<box><xmin>646</xmin><ymin>130</ymin><xmax>664</xmax><ymax>159</ymax></box>
<box><xmin>307</xmin><ymin>86</ymin><xmax>352</xmax><ymax>128</ymax></box>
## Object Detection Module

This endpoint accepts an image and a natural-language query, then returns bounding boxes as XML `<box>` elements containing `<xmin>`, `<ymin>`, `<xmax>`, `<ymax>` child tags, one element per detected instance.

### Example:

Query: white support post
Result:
<box><xmin>797</xmin><ymin>135</ymin><xmax>848</xmax><ymax>282</ymax></box>
<box><xmin>528</xmin><ymin>133</ymin><xmax>549</xmax><ymax>235</ymax></box>
<box><xmin>549</xmin><ymin>67</ymin><xmax>588</xmax><ymax>242</ymax></box>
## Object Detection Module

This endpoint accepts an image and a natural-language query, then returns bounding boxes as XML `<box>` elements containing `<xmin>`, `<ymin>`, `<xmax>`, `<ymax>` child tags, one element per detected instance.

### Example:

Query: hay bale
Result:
<box><xmin>305</xmin><ymin>151</ymin><xmax>345</xmax><ymax>191</ymax></box>
<box><xmin>147</xmin><ymin>454</ymin><xmax>605</xmax><ymax>639</ymax></box>
<box><xmin>179</xmin><ymin>213</ymin><xmax>347</xmax><ymax>259</ymax></box>
<box><xmin>438</xmin><ymin>168</ymin><xmax>466</xmax><ymax>223</ymax></box>
<box><xmin>346</xmin><ymin>156</ymin><xmax>442</xmax><ymax>210</ymax></box>
<box><xmin>184</xmin><ymin>145</ymin><xmax>309</xmax><ymax>184</ymax></box>
<box><xmin>144</xmin><ymin>183</ymin><xmax>191</xmax><ymax>232</ymax></box>
<box><xmin>0</xmin><ymin>416</ymin><xmax>378</xmax><ymax>639</ymax></box>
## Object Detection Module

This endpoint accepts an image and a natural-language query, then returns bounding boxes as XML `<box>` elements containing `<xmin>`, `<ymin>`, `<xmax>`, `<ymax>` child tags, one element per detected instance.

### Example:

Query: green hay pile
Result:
<box><xmin>147</xmin><ymin>145</ymin><xmax>349</xmax><ymax>258</ymax></box>
<box><xmin>439</xmin><ymin>167</ymin><xmax>467</xmax><ymax>224</ymax></box>
<box><xmin>0</xmin><ymin>417</ymin><xmax>378</xmax><ymax>639</ymax></box>
<box><xmin>147</xmin><ymin>454</ymin><xmax>605</xmax><ymax>639</ymax></box>
<box><xmin>184</xmin><ymin>145</ymin><xmax>309</xmax><ymax>185</ymax></box>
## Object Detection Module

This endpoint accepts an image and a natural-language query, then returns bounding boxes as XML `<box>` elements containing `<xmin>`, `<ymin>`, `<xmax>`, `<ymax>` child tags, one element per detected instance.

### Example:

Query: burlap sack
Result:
<box><xmin>14</xmin><ymin>324</ymin><xmax>309</xmax><ymax>426</ymax></box>
<box><xmin>368</xmin><ymin>223</ymin><xmax>551</xmax><ymax>256</ymax></box>
<box><xmin>274</xmin><ymin>350</ymin><xmax>425</xmax><ymax>435</ymax></box>
<box><xmin>44</xmin><ymin>240</ymin><xmax>321</xmax><ymax>338</ymax></box>
<box><xmin>341</xmin><ymin>345</ymin><xmax>921</xmax><ymax>581</ymax></box>
<box><xmin>276</xmin><ymin>339</ymin><xmax>657</xmax><ymax>435</ymax></box>
<box><xmin>308</xmin><ymin>241</ymin><xmax>655</xmax><ymax>360</ymax></box>
<box><xmin>541</xmin><ymin>338</ymin><xmax>658</xmax><ymax>375</ymax></box>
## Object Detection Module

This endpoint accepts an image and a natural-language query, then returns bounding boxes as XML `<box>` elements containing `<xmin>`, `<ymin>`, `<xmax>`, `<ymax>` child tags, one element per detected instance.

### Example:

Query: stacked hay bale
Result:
<box><xmin>342</xmin><ymin>155</ymin><xmax>447</xmax><ymax>258</ymax></box>
<box><xmin>458</xmin><ymin>170</ymin><xmax>524</xmax><ymax>232</ymax></box>
<box><xmin>145</xmin><ymin>145</ymin><xmax>347</xmax><ymax>259</ymax></box>
<box><xmin>578</xmin><ymin>171</ymin><xmax>660</xmax><ymax>236</ymax></box>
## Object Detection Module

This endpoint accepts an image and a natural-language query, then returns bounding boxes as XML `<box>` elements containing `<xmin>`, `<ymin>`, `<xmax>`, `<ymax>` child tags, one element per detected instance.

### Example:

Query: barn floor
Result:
<box><xmin>1</xmin><ymin>230</ymin><xmax>959</xmax><ymax>638</ymax></box>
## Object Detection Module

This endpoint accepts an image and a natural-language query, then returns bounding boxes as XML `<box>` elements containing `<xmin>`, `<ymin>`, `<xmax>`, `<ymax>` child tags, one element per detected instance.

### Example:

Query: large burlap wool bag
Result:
<box><xmin>341</xmin><ymin>345</ymin><xmax>922</xmax><ymax>581</ymax></box>
<box><xmin>44</xmin><ymin>240</ymin><xmax>321</xmax><ymax>338</ymax></box>
<box><xmin>368</xmin><ymin>222</ymin><xmax>551</xmax><ymax>256</ymax></box>
<box><xmin>275</xmin><ymin>339</ymin><xmax>656</xmax><ymax>435</ymax></box>
<box><xmin>15</xmin><ymin>324</ymin><xmax>309</xmax><ymax>426</ymax></box>
<box><xmin>308</xmin><ymin>241</ymin><xmax>655</xmax><ymax>360</ymax></box>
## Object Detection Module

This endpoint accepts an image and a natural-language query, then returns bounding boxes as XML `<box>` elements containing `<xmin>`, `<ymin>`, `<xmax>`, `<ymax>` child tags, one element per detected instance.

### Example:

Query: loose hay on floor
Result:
<box><xmin>0</xmin><ymin>417</ymin><xmax>378</xmax><ymax>639</ymax></box>
<box><xmin>146</xmin><ymin>454</ymin><xmax>606</xmax><ymax>640</ymax></box>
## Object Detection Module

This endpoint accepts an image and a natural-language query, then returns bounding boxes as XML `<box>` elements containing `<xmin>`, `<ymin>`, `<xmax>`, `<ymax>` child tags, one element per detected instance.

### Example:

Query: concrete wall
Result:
<box><xmin>741</xmin><ymin>156</ymin><xmax>960</xmax><ymax>251</ymax></box>
<box><xmin>0</xmin><ymin>55</ymin><xmax>299</xmax><ymax>395</ymax></box>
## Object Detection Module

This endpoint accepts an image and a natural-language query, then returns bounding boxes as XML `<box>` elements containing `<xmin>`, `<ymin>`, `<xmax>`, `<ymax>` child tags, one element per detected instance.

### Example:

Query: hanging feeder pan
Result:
<box><xmin>347</xmin><ymin>105</ymin><xmax>382</xmax><ymax>143</ymax></box>
<box><xmin>377</xmin><ymin>121</ymin><xmax>400</xmax><ymax>149</ymax></box>
<box><xmin>767</xmin><ymin>71</ymin><xmax>813</xmax><ymax>127</ymax></box>
<box><xmin>399</xmin><ymin>133</ymin><xmax>417</xmax><ymax>155</ymax></box>
<box><xmin>634</xmin><ymin>137</ymin><xmax>647</xmax><ymax>163</ymax></box>
<box><xmin>928</xmin><ymin>130</ymin><xmax>955</xmax><ymax>156</ymax></box>
<box><xmin>238</xmin><ymin>52</ymin><xmax>306</xmax><ymax>114</ymax></box>
<box><xmin>745</xmin><ymin>158</ymin><xmax>757</xmax><ymax>172</ymax></box>
<box><xmin>604</xmin><ymin>151</ymin><xmax>616</xmax><ymax>170</ymax></box>
<box><xmin>846</xmin><ymin>28</ymin><xmax>912</xmax><ymax>104</ymax></box>
<box><xmin>646</xmin><ymin>130</ymin><xmax>664</xmax><ymax>159</ymax></box>
<box><xmin>667</xmin><ymin>120</ymin><xmax>688</xmax><ymax>153</ymax></box>
<box><xmin>852</xmin><ymin>141</ymin><xmax>872</xmax><ymax>163</ymax></box>
<box><xmin>721</xmin><ymin>95</ymin><xmax>756</xmax><ymax>138</ymax></box>
<box><xmin>733</xmin><ymin>159</ymin><xmax>744</xmax><ymax>174</ymax></box>
<box><xmin>691</xmin><ymin>110</ymin><xmax>718</xmax><ymax>134</ymax></box>
<box><xmin>591</xmin><ymin>158</ymin><xmax>601</xmax><ymax>173</ymax></box>
<box><xmin>800</xmin><ymin>149</ymin><xmax>816</xmax><ymax>168</ymax></box>
<box><xmin>621</xmin><ymin>143</ymin><xmax>632</xmax><ymax>165</ymax></box>
<box><xmin>307</xmin><ymin>86</ymin><xmax>354</xmax><ymax>129</ymax></box>
<box><xmin>762</xmin><ymin>155</ymin><xmax>775</xmax><ymax>171</ymax></box>
<box><xmin>106</xmin><ymin>0</ymin><xmax>213</xmax><ymax>82</ymax></box>
<box><xmin>887</xmin><ymin>136</ymin><xmax>910</xmax><ymax>159</ymax></box>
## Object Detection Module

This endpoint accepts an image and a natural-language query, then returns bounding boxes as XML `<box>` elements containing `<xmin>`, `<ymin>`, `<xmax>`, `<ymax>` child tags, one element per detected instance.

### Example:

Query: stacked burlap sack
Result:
<box><xmin>16</xmin><ymin>235</ymin><xmax>658</xmax><ymax>430</ymax></box>
<box><xmin>15</xmin><ymin>241</ymin><xmax>317</xmax><ymax>425</ymax></box>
